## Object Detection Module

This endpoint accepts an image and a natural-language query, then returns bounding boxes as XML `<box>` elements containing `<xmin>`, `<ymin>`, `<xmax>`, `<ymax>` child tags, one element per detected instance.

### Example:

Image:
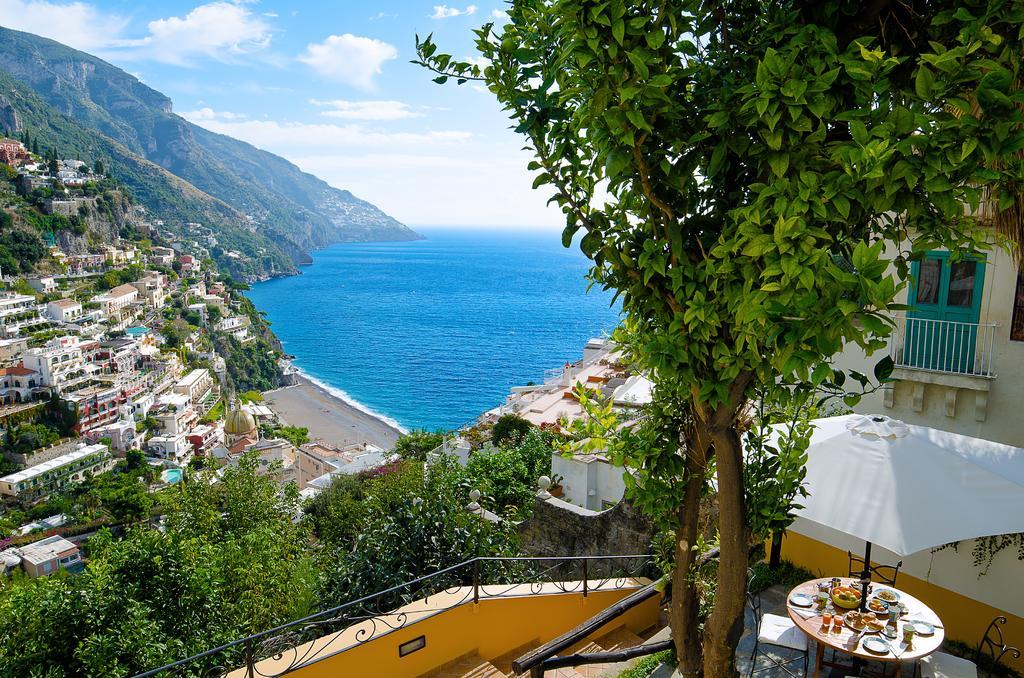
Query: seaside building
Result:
<box><xmin>26</xmin><ymin>276</ymin><xmax>57</xmax><ymax>294</ymax></box>
<box><xmin>148</xmin><ymin>246</ymin><xmax>175</xmax><ymax>267</ymax></box>
<box><xmin>130</xmin><ymin>271</ymin><xmax>169</xmax><ymax>308</ymax></box>
<box><xmin>0</xmin><ymin>364</ymin><xmax>42</xmax><ymax>404</ymax></box>
<box><xmin>462</xmin><ymin>338</ymin><xmax>651</xmax><ymax>511</ymax></box>
<box><xmin>172</xmin><ymin>368</ymin><xmax>214</xmax><ymax>408</ymax></box>
<box><xmin>64</xmin><ymin>253</ymin><xmax>105</xmax><ymax>276</ymax></box>
<box><xmin>296</xmin><ymin>441</ymin><xmax>389</xmax><ymax>491</ymax></box>
<box><xmin>186</xmin><ymin>423</ymin><xmax>224</xmax><ymax>457</ymax></box>
<box><xmin>0</xmin><ymin>443</ymin><xmax>112</xmax><ymax>502</ymax></box>
<box><xmin>22</xmin><ymin>336</ymin><xmax>99</xmax><ymax>394</ymax></box>
<box><xmin>0</xmin><ymin>291</ymin><xmax>46</xmax><ymax>338</ymax></box>
<box><xmin>92</xmin><ymin>283</ymin><xmax>138</xmax><ymax>319</ymax></box>
<box><xmin>84</xmin><ymin>419</ymin><xmax>140</xmax><ymax>453</ymax></box>
<box><xmin>215</xmin><ymin>315</ymin><xmax>251</xmax><ymax>343</ymax></box>
<box><xmin>45</xmin><ymin>299</ymin><xmax>84</xmax><ymax>323</ymax></box>
<box><xmin>0</xmin><ymin>337</ymin><xmax>29</xmax><ymax>364</ymax></box>
<box><xmin>0</xmin><ymin>536</ymin><xmax>82</xmax><ymax>578</ymax></box>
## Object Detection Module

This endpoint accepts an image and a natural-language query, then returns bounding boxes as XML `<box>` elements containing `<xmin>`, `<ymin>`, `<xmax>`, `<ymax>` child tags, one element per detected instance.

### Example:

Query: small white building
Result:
<box><xmin>26</xmin><ymin>276</ymin><xmax>57</xmax><ymax>294</ymax></box>
<box><xmin>216</xmin><ymin>315</ymin><xmax>251</xmax><ymax>343</ymax></box>
<box><xmin>0</xmin><ymin>535</ymin><xmax>82</xmax><ymax>578</ymax></box>
<box><xmin>172</xmin><ymin>368</ymin><xmax>213</xmax><ymax>406</ymax></box>
<box><xmin>92</xmin><ymin>284</ymin><xmax>138</xmax><ymax>318</ymax></box>
<box><xmin>45</xmin><ymin>299</ymin><xmax>83</xmax><ymax>323</ymax></box>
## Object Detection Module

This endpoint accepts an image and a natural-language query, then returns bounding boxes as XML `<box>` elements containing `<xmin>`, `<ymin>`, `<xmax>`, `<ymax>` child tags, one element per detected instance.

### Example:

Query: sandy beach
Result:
<box><xmin>263</xmin><ymin>376</ymin><xmax>403</xmax><ymax>450</ymax></box>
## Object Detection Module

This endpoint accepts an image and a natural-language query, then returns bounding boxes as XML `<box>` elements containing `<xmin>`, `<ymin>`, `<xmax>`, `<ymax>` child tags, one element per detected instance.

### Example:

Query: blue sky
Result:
<box><xmin>0</xmin><ymin>1</ymin><xmax>562</xmax><ymax>228</ymax></box>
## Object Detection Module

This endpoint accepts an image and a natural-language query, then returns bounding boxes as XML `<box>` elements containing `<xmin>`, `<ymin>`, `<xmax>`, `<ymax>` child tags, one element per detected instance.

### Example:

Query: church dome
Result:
<box><xmin>225</xmin><ymin>406</ymin><xmax>257</xmax><ymax>437</ymax></box>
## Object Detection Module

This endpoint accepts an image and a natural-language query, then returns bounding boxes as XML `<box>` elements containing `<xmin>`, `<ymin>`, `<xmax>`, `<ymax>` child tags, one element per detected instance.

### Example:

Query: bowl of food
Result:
<box><xmin>867</xmin><ymin>598</ymin><xmax>889</xmax><ymax>614</ymax></box>
<box><xmin>831</xmin><ymin>586</ymin><xmax>863</xmax><ymax>609</ymax></box>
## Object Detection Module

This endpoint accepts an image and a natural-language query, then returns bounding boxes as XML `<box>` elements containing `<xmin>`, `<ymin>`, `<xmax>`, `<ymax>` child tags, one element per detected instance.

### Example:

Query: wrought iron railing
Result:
<box><xmin>890</xmin><ymin>315</ymin><xmax>998</xmax><ymax>377</ymax></box>
<box><xmin>131</xmin><ymin>554</ymin><xmax>655</xmax><ymax>678</ymax></box>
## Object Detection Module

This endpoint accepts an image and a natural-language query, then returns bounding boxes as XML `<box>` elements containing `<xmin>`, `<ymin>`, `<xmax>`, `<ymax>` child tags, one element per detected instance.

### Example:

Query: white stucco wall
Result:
<box><xmin>832</xmin><ymin>244</ymin><xmax>1024</xmax><ymax>446</ymax></box>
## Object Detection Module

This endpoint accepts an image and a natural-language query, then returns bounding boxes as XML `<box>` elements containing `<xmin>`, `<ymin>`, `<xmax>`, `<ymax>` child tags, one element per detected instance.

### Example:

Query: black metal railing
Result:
<box><xmin>131</xmin><ymin>554</ymin><xmax>655</xmax><ymax>678</ymax></box>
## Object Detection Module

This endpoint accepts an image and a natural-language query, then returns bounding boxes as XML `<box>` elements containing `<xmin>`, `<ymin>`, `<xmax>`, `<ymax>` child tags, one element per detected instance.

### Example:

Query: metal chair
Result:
<box><xmin>847</xmin><ymin>551</ymin><xmax>903</xmax><ymax>587</ymax></box>
<box><xmin>919</xmin><ymin>616</ymin><xmax>1021</xmax><ymax>678</ymax></box>
<box><xmin>746</xmin><ymin>573</ymin><xmax>808</xmax><ymax>677</ymax></box>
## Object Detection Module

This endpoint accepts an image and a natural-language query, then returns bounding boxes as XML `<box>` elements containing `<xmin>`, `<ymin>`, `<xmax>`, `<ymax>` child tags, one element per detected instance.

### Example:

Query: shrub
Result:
<box><xmin>491</xmin><ymin>413</ymin><xmax>534</xmax><ymax>448</ymax></box>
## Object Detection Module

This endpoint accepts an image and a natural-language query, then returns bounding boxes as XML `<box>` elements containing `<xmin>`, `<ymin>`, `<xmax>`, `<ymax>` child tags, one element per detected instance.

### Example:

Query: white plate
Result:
<box><xmin>874</xmin><ymin>588</ymin><xmax>901</xmax><ymax>603</ymax></box>
<box><xmin>789</xmin><ymin>593</ymin><xmax>814</xmax><ymax>608</ymax></box>
<box><xmin>862</xmin><ymin>637</ymin><xmax>890</xmax><ymax>655</ymax></box>
<box><xmin>913</xmin><ymin>621</ymin><xmax>936</xmax><ymax>636</ymax></box>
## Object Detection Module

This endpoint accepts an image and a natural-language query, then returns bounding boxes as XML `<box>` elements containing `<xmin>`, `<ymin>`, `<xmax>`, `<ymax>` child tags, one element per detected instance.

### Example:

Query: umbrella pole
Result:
<box><xmin>860</xmin><ymin>541</ymin><xmax>872</xmax><ymax>612</ymax></box>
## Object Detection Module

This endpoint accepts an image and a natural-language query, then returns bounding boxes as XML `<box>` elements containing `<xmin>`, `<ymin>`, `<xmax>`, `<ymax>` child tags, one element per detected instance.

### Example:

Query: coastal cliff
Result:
<box><xmin>0</xmin><ymin>25</ymin><xmax>422</xmax><ymax>282</ymax></box>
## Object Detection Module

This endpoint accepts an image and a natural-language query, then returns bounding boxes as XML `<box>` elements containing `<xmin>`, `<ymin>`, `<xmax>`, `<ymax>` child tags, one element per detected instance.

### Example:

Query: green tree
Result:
<box><xmin>317</xmin><ymin>457</ymin><xmax>519</xmax><ymax>607</ymax></box>
<box><xmin>93</xmin><ymin>159</ymin><xmax>104</xmax><ymax>175</ymax></box>
<box><xmin>0</xmin><ymin>455</ymin><xmax>317</xmax><ymax>676</ymax></box>
<box><xmin>393</xmin><ymin>428</ymin><xmax>445</xmax><ymax>461</ymax></box>
<box><xmin>490</xmin><ymin>413</ymin><xmax>533</xmax><ymax>448</ymax></box>
<box><xmin>417</xmin><ymin>2</ymin><xmax>1024</xmax><ymax>673</ymax></box>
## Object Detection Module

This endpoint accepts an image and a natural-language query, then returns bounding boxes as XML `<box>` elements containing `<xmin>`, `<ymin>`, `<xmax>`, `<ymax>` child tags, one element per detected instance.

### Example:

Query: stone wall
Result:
<box><xmin>517</xmin><ymin>495</ymin><xmax>655</xmax><ymax>557</ymax></box>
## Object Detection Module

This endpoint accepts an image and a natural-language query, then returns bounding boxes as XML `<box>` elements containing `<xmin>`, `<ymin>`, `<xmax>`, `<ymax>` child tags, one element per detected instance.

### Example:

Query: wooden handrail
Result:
<box><xmin>540</xmin><ymin>639</ymin><xmax>674</xmax><ymax>671</ymax></box>
<box><xmin>511</xmin><ymin>582</ymin><xmax>662</xmax><ymax>675</ymax></box>
<box><xmin>511</xmin><ymin>547</ymin><xmax>721</xmax><ymax>676</ymax></box>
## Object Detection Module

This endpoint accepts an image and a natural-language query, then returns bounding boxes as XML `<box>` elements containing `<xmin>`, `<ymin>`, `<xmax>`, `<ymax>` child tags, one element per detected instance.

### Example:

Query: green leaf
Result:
<box><xmin>873</xmin><ymin>355</ymin><xmax>894</xmax><ymax>381</ymax></box>
<box><xmin>914</xmin><ymin>67</ymin><xmax>934</xmax><ymax>99</ymax></box>
<box><xmin>961</xmin><ymin>138</ymin><xmax>978</xmax><ymax>161</ymax></box>
<box><xmin>612</xmin><ymin>19</ymin><xmax>624</xmax><ymax>45</ymax></box>
<box><xmin>768</xmin><ymin>153</ymin><xmax>789</xmax><ymax>178</ymax></box>
<box><xmin>645</xmin><ymin>30</ymin><xmax>665</xmax><ymax>50</ymax></box>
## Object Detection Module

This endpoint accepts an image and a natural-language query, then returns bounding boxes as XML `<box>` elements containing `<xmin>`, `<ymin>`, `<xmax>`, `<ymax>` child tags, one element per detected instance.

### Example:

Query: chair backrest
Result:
<box><xmin>847</xmin><ymin>551</ymin><xmax>903</xmax><ymax>587</ymax></box>
<box><xmin>976</xmin><ymin>616</ymin><xmax>1021</xmax><ymax>675</ymax></box>
<box><xmin>746</xmin><ymin>568</ymin><xmax>763</xmax><ymax>632</ymax></box>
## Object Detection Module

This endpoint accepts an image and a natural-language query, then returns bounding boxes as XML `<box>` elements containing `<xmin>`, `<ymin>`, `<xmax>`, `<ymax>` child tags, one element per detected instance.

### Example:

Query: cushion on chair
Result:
<box><xmin>919</xmin><ymin>651</ymin><xmax>978</xmax><ymax>678</ymax></box>
<box><xmin>757</xmin><ymin>613</ymin><xmax>808</xmax><ymax>652</ymax></box>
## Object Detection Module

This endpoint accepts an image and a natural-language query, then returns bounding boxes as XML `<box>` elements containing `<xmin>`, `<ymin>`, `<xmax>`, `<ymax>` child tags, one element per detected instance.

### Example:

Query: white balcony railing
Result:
<box><xmin>890</xmin><ymin>316</ymin><xmax>998</xmax><ymax>378</ymax></box>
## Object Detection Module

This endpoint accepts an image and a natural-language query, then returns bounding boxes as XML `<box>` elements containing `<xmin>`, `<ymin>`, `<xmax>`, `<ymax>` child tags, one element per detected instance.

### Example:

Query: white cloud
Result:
<box><xmin>180</xmin><ymin>107</ymin><xmax>248</xmax><ymax>121</ymax></box>
<box><xmin>369</xmin><ymin>11</ymin><xmax>397</xmax><ymax>20</ymax></box>
<box><xmin>110</xmin><ymin>1</ymin><xmax>272</xmax><ymax>65</ymax></box>
<box><xmin>0</xmin><ymin>0</ymin><xmax>129</xmax><ymax>51</ymax></box>
<box><xmin>298</xmin><ymin>34</ymin><xmax>397</xmax><ymax>89</ymax></box>
<box><xmin>431</xmin><ymin>4</ymin><xmax>477</xmax><ymax>19</ymax></box>
<box><xmin>491</xmin><ymin>9</ymin><xmax>509</xmax><ymax>19</ymax></box>
<box><xmin>181</xmin><ymin>115</ymin><xmax>471</xmax><ymax>150</ymax></box>
<box><xmin>309</xmin><ymin>99</ymin><xmax>422</xmax><ymax>121</ymax></box>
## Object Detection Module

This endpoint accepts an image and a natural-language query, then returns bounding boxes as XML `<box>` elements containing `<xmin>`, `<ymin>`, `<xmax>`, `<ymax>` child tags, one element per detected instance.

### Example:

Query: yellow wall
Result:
<box><xmin>282</xmin><ymin>587</ymin><xmax>660</xmax><ymax>678</ymax></box>
<box><xmin>781</xmin><ymin>531</ymin><xmax>1024</xmax><ymax>671</ymax></box>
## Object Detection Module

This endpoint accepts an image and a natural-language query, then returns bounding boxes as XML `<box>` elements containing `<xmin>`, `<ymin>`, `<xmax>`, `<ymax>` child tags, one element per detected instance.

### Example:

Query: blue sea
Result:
<box><xmin>246</xmin><ymin>227</ymin><xmax>622</xmax><ymax>431</ymax></box>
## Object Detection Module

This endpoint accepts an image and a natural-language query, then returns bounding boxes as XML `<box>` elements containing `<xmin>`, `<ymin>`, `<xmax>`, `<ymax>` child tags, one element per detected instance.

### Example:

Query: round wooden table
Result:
<box><xmin>786</xmin><ymin>578</ymin><xmax>945</xmax><ymax>677</ymax></box>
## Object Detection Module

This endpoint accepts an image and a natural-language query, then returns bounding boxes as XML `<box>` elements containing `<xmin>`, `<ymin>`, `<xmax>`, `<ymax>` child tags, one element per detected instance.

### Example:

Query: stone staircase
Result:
<box><xmin>421</xmin><ymin>626</ymin><xmax>653</xmax><ymax>678</ymax></box>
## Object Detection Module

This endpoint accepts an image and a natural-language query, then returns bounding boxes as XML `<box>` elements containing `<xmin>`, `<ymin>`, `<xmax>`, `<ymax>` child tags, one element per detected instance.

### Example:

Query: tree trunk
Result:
<box><xmin>671</xmin><ymin>436</ymin><xmax>706</xmax><ymax>676</ymax></box>
<box><xmin>703</xmin><ymin>425</ymin><xmax>750</xmax><ymax>678</ymax></box>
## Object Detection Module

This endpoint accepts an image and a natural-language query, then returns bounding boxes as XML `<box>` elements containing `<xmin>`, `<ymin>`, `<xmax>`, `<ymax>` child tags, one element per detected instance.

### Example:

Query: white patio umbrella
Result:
<box><xmin>772</xmin><ymin>413</ymin><xmax>1024</xmax><ymax>605</ymax></box>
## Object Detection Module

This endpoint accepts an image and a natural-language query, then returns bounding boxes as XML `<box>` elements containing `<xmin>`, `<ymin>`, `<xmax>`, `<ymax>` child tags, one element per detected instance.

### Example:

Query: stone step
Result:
<box><xmin>594</xmin><ymin>627</ymin><xmax>645</xmax><ymax>652</ymax></box>
<box><xmin>422</xmin><ymin>652</ymin><xmax>506</xmax><ymax>678</ymax></box>
<box><xmin>491</xmin><ymin>638</ymin><xmax>541</xmax><ymax>677</ymax></box>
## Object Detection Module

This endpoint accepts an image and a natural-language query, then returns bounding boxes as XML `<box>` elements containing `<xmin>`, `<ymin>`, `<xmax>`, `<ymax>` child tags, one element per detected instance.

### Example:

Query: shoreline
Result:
<box><xmin>263</xmin><ymin>374</ymin><xmax>403</xmax><ymax>450</ymax></box>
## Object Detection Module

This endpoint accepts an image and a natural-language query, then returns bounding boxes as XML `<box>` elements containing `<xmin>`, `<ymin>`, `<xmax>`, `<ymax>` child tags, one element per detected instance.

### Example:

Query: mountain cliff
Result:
<box><xmin>0</xmin><ymin>25</ymin><xmax>421</xmax><ymax>275</ymax></box>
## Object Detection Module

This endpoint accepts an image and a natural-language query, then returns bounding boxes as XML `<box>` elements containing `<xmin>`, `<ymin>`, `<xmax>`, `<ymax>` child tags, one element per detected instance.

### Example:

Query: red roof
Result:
<box><xmin>1</xmin><ymin>364</ymin><xmax>36</xmax><ymax>376</ymax></box>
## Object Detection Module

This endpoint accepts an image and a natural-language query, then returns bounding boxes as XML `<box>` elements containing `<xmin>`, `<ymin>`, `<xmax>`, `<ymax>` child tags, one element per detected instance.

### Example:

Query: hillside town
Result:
<box><xmin>0</xmin><ymin>134</ymin><xmax>391</xmax><ymax>575</ymax></box>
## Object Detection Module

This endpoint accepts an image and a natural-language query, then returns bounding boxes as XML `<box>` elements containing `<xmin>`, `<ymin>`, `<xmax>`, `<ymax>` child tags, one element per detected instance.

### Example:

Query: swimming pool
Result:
<box><xmin>161</xmin><ymin>468</ymin><xmax>182</xmax><ymax>485</ymax></box>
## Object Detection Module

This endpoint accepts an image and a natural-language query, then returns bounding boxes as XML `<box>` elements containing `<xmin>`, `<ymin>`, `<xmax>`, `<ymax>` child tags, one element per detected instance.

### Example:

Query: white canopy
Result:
<box><xmin>780</xmin><ymin>414</ymin><xmax>1024</xmax><ymax>557</ymax></box>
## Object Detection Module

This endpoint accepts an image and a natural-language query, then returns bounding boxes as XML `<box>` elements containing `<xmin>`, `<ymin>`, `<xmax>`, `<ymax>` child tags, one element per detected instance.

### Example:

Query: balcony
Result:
<box><xmin>889</xmin><ymin>315</ymin><xmax>998</xmax><ymax>378</ymax></box>
<box><xmin>134</xmin><ymin>555</ymin><xmax>660</xmax><ymax>678</ymax></box>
